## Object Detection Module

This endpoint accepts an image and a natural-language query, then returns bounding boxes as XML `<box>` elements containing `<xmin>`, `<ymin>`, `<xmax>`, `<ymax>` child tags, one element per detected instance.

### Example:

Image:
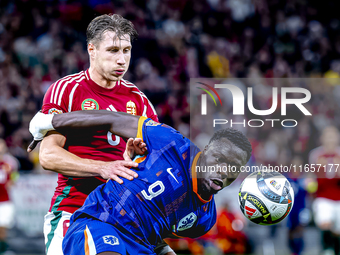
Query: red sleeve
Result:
<box><xmin>42</xmin><ymin>81</ymin><xmax>69</xmax><ymax>114</ymax></box>
<box><xmin>142</xmin><ymin>94</ymin><xmax>159</xmax><ymax>122</ymax></box>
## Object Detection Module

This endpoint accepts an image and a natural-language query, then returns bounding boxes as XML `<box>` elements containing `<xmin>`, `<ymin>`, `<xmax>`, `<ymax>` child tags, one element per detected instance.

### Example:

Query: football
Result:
<box><xmin>238</xmin><ymin>170</ymin><xmax>294</xmax><ymax>225</ymax></box>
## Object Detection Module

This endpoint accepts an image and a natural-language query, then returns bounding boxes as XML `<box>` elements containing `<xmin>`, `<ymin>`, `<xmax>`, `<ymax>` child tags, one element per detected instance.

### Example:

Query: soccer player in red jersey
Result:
<box><xmin>309</xmin><ymin>126</ymin><xmax>340</xmax><ymax>255</ymax></box>
<box><xmin>28</xmin><ymin>14</ymin><xmax>172</xmax><ymax>255</ymax></box>
<box><xmin>0</xmin><ymin>139</ymin><xmax>18</xmax><ymax>254</ymax></box>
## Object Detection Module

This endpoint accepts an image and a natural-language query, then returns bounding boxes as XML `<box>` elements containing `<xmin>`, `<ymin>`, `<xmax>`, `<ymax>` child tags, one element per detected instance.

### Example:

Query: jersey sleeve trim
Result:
<box><xmin>122</xmin><ymin>79</ymin><xmax>157</xmax><ymax>117</ymax></box>
<box><xmin>142</xmin><ymin>105</ymin><xmax>147</xmax><ymax>117</ymax></box>
<box><xmin>191</xmin><ymin>152</ymin><xmax>213</xmax><ymax>204</ymax></box>
<box><xmin>137</xmin><ymin>116</ymin><xmax>148</xmax><ymax>140</ymax></box>
<box><xmin>68</xmin><ymin>83</ymin><xmax>80</xmax><ymax>112</ymax></box>
<box><xmin>50</xmin><ymin>71</ymin><xmax>83</xmax><ymax>105</ymax></box>
<box><xmin>84</xmin><ymin>225</ymin><xmax>97</xmax><ymax>255</ymax></box>
<box><xmin>84</xmin><ymin>69</ymin><xmax>90</xmax><ymax>80</ymax></box>
<box><xmin>58</xmin><ymin>76</ymin><xmax>85</xmax><ymax>106</ymax></box>
<box><xmin>144</xmin><ymin>95</ymin><xmax>157</xmax><ymax>116</ymax></box>
<box><xmin>171</xmin><ymin>232</ymin><xmax>186</xmax><ymax>238</ymax></box>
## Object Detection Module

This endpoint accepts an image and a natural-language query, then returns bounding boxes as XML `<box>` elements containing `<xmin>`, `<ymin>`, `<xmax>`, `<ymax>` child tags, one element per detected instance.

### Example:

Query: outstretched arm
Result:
<box><xmin>52</xmin><ymin>110</ymin><xmax>140</xmax><ymax>139</ymax></box>
<box><xmin>28</xmin><ymin>111</ymin><xmax>142</xmax><ymax>183</ymax></box>
<box><xmin>39</xmin><ymin>132</ymin><xmax>138</xmax><ymax>182</ymax></box>
<box><xmin>28</xmin><ymin>111</ymin><xmax>141</xmax><ymax>152</ymax></box>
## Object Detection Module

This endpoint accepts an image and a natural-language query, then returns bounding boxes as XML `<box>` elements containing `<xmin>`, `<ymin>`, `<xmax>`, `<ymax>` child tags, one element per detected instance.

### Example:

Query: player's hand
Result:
<box><xmin>123</xmin><ymin>138</ymin><xmax>147</xmax><ymax>161</ymax></box>
<box><xmin>100</xmin><ymin>160</ymin><xmax>139</xmax><ymax>184</ymax></box>
<box><xmin>27</xmin><ymin>111</ymin><xmax>55</xmax><ymax>152</ymax></box>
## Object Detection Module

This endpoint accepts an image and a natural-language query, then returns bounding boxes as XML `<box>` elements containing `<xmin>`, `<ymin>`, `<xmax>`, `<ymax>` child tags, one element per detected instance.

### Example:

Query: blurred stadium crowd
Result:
<box><xmin>0</xmin><ymin>0</ymin><xmax>340</xmax><ymax>170</ymax></box>
<box><xmin>1</xmin><ymin>0</ymin><xmax>340</xmax><ymax>171</ymax></box>
<box><xmin>1</xmin><ymin>0</ymin><xmax>340</xmax><ymax>254</ymax></box>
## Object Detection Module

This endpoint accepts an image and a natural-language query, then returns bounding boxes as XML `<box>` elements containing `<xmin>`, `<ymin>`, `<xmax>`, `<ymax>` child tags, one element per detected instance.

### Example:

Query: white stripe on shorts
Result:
<box><xmin>85</xmin><ymin>225</ymin><xmax>97</xmax><ymax>255</ymax></box>
<box><xmin>44</xmin><ymin>211</ymin><xmax>72</xmax><ymax>255</ymax></box>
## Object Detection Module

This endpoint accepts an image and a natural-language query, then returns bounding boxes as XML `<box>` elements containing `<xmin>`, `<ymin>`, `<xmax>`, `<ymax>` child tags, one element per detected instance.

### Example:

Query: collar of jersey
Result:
<box><xmin>191</xmin><ymin>152</ymin><xmax>213</xmax><ymax>204</ymax></box>
<box><xmin>85</xmin><ymin>69</ymin><xmax>121</xmax><ymax>94</ymax></box>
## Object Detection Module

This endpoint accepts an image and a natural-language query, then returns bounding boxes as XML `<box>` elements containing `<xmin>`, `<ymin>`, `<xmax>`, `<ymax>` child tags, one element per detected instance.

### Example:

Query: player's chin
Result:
<box><xmin>204</xmin><ymin>181</ymin><xmax>219</xmax><ymax>195</ymax></box>
<box><xmin>109</xmin><ymin>73</ymin><xmax>124</xmax><ymax>80</ymax></box>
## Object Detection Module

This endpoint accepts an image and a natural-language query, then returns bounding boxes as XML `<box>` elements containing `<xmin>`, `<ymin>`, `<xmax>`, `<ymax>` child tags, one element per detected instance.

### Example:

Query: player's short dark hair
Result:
<box><xmin>209</xmin><ymin>128</ymin><xmax>252</xmax><ymax>162</ymax></box>
<box><xmin>86</xmin><ymin>14</ymin><xmax>138</xmax><ymax>47</ymax></box>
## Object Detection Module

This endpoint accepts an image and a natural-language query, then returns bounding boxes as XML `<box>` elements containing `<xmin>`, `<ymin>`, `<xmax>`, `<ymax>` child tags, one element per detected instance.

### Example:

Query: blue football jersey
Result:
<box><xmin>66</xmin><ymin>117</ymin><xmax>216</xmax><ymax>253</ymax></box>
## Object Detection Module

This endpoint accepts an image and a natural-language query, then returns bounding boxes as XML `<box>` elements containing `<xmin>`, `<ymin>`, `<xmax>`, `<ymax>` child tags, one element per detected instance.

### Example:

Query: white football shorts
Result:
<box><xmin>44</xmin><ymin>211</ymin><xmax>72</xmax><ymax>255</ymax></box>
<box><xmin>0</xmin><ymin>201</ymin><xmax>15</xmax><ymax>228</ymax></box>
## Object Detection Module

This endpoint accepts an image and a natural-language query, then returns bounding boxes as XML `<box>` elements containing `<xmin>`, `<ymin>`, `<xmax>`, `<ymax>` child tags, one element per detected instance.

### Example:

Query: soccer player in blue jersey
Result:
<box><xmin>28</xmin><ymin>111</ymin><xmax>252</xmax><ymax>255</ymax></box>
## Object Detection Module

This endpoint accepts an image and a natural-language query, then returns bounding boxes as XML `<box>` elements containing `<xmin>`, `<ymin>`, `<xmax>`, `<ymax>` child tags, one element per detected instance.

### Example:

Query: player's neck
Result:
<box><xmin>195</xmin><ymin>156</ymin><xmax>211</xmax><ymax>200</ymax></box>
<box><xmin>88</xmin><ymin>67</ymin><xmax>119</xmax><ymax>89</ymax></box>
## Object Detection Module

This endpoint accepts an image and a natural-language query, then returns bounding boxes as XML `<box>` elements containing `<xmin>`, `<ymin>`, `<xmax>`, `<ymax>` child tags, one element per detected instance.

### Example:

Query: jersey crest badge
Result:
<box><xmin>126</xmin><ymin>100</ymin><xmax>137</xmax><ymax>115</ymax></box>
<box><xmin>177</xmin><ymin>212</ymin><xmax>197</xmax><ymax>231</ymax></box>
<box><xmin>81</xmin><ymin>99</ymin><xmax>99</xmax><ymax>110</ymax></box>
<box><xmin>48</xmin><ymin>108</ymin><xmax>63</xmax><ymax>114</ymax></box>
<box><xmin>103</xmin><ymin>235</ymin><xmax>119</xmax><ymax>246</ymax></box>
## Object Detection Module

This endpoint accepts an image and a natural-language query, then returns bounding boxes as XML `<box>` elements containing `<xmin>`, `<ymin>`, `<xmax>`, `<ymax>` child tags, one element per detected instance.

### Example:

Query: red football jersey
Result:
<box><xmin>309</xmin><ymin>146</ymin><xmax>340</xmax><ymax>200</ymax></box>
<box><xmin>42</xmin><ymin>70</ymin><xmax>158</xmax><ymax>213</ymax></box>
<box><xmin>0</xmin><ymin>161</ymin><xmax>11</xmax><ymax>202</ymax></box>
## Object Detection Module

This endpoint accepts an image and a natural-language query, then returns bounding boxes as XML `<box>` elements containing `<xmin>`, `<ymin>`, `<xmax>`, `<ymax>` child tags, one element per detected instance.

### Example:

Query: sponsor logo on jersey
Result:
<box><xmin>48</xmin><ymin>108</ymin><xmax>63</xmax><ymax>114</ymax></box>
<box><xmin>146</xmin><ymin>120</ymin><xmax>161</xmax><ymax>126</ymax></box>
<box><xmin>167</xmin><ymin>168</ymin><xmax>179</xmax><ymax>183</ymax></box>
<box><xmin>270</xmin><ymin>180</ymin><xmax>281</xmax><ymax>190</ymax></box>
<box><xmin>177</xmin><ymin>212</ymin><xmax>197</xmax><ymax>231</ymax></box>
<box><xmin>103</xmin><ymin>235</ymin><xmax>119</xmax><ymax>246</ymax></box>
<box><xmin>126</xmin><ymin>100</ymin><xmax>137</xmax><ymax>115</ymax></box>
<box><xmin>81</xmin><ymin>99</ymin><xmax>99</xmax><ymax>110</ymax></box>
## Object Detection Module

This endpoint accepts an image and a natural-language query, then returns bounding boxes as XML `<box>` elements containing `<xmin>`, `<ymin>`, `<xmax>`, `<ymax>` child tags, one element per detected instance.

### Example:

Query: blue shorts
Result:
<box><xmin>62</xmin><ymin>216</ymin><xmax>156</xmax><ymax>255</ymax></box>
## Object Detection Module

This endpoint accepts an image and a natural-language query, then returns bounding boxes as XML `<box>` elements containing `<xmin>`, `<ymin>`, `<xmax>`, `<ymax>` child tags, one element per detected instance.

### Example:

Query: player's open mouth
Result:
<box><xmin>210</xmin><ymin>178</ymin><xmax>223</xmax><ymax>191</ymax></box>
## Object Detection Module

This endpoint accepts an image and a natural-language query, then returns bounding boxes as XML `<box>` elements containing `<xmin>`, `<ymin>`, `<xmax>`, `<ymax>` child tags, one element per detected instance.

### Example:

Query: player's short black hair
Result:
<box><xmin>209</xmin><ymin>128</ymin><xmax>252</xmax><ymax>162</ymax></box>
<box><xmin>86</xmin><ymin>14</ymin><xmax>138</xmax><ymax>46</ymax></box>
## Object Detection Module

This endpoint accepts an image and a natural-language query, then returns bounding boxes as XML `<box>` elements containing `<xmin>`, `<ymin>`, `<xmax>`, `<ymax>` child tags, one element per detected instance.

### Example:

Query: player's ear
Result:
<box><xmin>87</xmin><ymin>43</ymin><xmax>96</xmax><ymax>59</ymax></box>
<box><xmin>202</xmin><ymin>145</ymin><xmax>209</xmax><ymax>153</ymax></box>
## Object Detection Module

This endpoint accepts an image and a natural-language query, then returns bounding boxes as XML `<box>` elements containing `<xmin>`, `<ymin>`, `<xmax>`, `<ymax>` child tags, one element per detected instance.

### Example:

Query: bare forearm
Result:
<box><xmin>52</xmin><ymin>110</ymin><xmax>139</xmax><ymax>138</ymax></box>
<box><xmin>39</xmin><ymin>131</ymin><xmax>138</xmax><ymax>181</ymax></box>
<box><xmin>39</xmin><ymin>142</ymin><xmax>103</xmax><ymax>177</ymax></box>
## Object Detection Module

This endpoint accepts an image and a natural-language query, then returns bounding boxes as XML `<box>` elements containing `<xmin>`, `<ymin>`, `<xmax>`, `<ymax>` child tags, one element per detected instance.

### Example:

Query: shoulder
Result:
<box><xmin>142</xmin><ymin>121</ymin><xmax>188</xmax><ymax>150</ymax></box>
<box><xmin>121</xmin><ymin>79</ymin><xmax>155</xmax><ymax>104</ymax></box>
<box><xmin>120</xmin><ymin>79</ymin><xmax>158</xmax><ymax>119</ymax></box>
<box><xmin>120</xmin><ymin>79</ymin><xmax>143</xmax><ymax>96</ymax></box>
<box><xmin>308</xmin><ymin>146</ymin><xmax>323</xmax><ymax>162</ymax></box>
<box><xmin>120</xmin><ymin>79</ymin><xmax>139</xmax><ymax>89</ymax></box>
<box><xmin>121</xmin><ymin>79</ymin><xmax>149</xmax><ymax>97</ymax></box>
<box><xmin>46</xmin><ymin>71</ymin><xmax>86</xmax><ymax>96</ymax></box>
<box><xmin>43</xmin><ymin>71</ymin><xmax>86</xmax><ymax>109</ymax></box>
<box><xmin>52</xmin><ymin>71</ymin><xmax>86</xmax><ymax>88</ymax></box>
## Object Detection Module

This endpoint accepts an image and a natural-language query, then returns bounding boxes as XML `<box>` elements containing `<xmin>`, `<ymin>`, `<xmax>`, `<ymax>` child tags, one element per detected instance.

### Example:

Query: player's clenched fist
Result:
<box><xmin>27</xmin><ymin>111</ymin><xmax>55</xmax><ymax>152</ymax></box>
<box><xmin>99</xmin><ymin>160</ymin><xmax>139</xmax><ymax>184</ymax></box>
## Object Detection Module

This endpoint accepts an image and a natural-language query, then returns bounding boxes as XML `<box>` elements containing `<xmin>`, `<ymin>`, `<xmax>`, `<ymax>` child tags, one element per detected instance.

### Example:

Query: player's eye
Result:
<box><xmin>216</xmin><ymin>157</ymin><xmax>223</xmax><ymax>163</ymax></box>
<box><xmin>124</xmin><ymin>49</ymin><xmax>130</xmax><ymax>53</ymax></box>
